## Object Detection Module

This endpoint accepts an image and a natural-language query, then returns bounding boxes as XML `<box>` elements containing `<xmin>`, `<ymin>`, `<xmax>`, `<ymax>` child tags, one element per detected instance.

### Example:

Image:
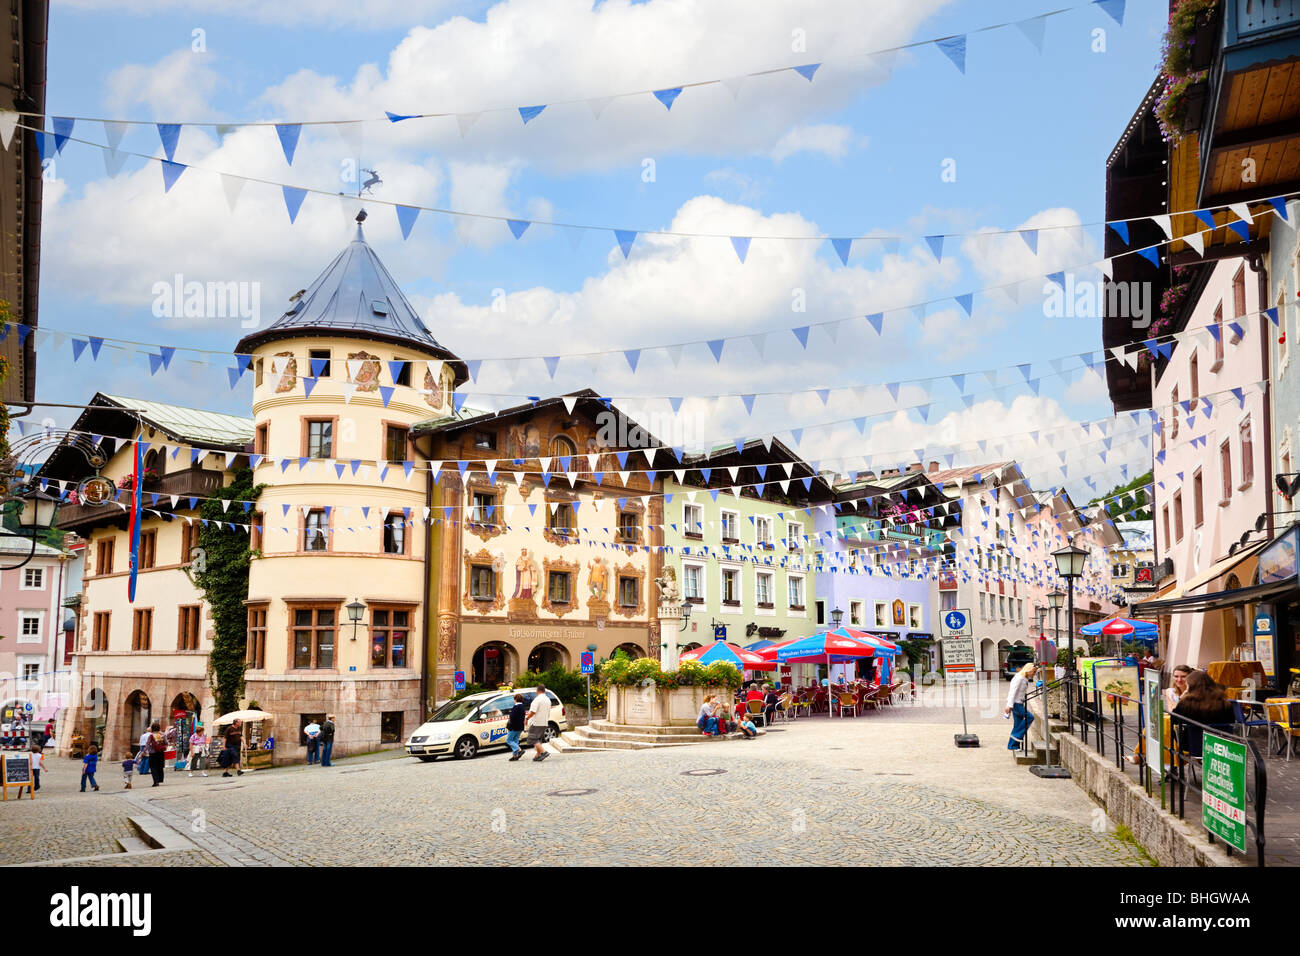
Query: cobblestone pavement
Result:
<box><xmin>1</xmin><ymin>685</ymin><xmax>1149</xmax><ymax>867</ymax></box>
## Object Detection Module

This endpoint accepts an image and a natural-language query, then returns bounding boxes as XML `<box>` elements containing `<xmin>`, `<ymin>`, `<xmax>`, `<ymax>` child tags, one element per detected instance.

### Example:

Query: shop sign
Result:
<box><xmin>2</xmin><ymin>753</ymin><xmax>33</xmax><ymax>800</ymax></box>
<box><xmin>1201</xmin><ymin>733</ymin><xmax>1247</xmax><ymax>853</ymax></box>
<box><xmin>1253</xmin><ymin>608</ymin><xmax>1275</xmax><ymax>682</ymax></box>
<box><xmin>1259</xmin><ymin>526</ymin><xmax>1299</xmax><ymax>585</ymax></box>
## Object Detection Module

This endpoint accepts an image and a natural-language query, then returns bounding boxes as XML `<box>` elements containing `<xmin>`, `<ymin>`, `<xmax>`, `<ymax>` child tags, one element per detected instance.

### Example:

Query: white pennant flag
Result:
<box><xmin>342</xmin><ymin>382</ymin><xmax>358</xmax><ymax>403</ymax></box>
<box><xmin>335</xmin><ymin>121</ymin><xmax>364</xmax><ymax>158</ymax></box>
<box><xmin>587</xmin><ymin>96</ymin><xmax>615</xmax><ymax>118</ymax></box>
<box><xmin>720</xmin><ymin>75</ymin><xmax>748</xmax><ymax>99</ymax></box>
<box><xmin>0</xmin><ymin>111</ymin><xmax>19</xmax><ymax>150</ymax></box>
<box><xmin>1183</xmin><ymin>231</ymin><xmax>1205</xmax><ymax>256</ymax></box>
<box><xmin>1150</xmin><ymin>214</ymin><xmax>1173</xmax><ymax>239</ymax></box>
<box><xmin>103</xmin><ymin>146</ymin><xmax>129</xmax><ymax>178</ymax></box>
<box><xmin>456</xmin><ymin>113</ymin><xmax>481</xmax><ymax>138</ymax></box>
<box><xmin>562</xmin><ymin>395</ymin><xmax>578</xmax><ymax>414</ymax></box>
<box><xmin>220</xmin><ymin>173</ymin><xmax>247</xmax><ymax>212</ymax></box>
<box><xmin>1228</xmin><ymin>202</ymin><xmax>1254</xmax><ymax>225</ymax></box>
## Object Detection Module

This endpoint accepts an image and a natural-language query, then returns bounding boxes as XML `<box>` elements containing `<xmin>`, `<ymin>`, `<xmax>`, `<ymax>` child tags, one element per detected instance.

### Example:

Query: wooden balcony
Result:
<box><xmin>54</xmin><ymin>468</ymin><xmax>228</xmax><ymax>531</ymax></box>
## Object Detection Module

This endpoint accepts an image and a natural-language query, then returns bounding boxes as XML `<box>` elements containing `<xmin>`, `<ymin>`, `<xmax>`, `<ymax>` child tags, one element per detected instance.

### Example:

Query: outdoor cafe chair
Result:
<box><xmin>834</xmin><ymin>692</ymin><xmax>858</xmax><ymax>718</ymax></box>
<box><xmin>1266</xmin><ymin>700</ymin><xmax>1300</xmax><ymax>760</ymax></box>
<box><xmin>746</xmin><ymin>699</ymin><xmax>767</xmax><ymax>728</ymax></box>
<box><xmin>889</xmin><ymin>681</ymin><xmax>917</xmax><ymax>706</ymax></box>
<box><xmin>1232</xmin><ymin>699</ymin><xmax>1270</xmax><ymax>743</ymax></box>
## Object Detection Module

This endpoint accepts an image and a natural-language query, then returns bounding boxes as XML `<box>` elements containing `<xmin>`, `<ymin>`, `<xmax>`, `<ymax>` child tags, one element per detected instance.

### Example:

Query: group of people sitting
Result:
<box><xmin>697</xmin><ymin>689</ymin><xmax>766</xmax><ymax>739</ymax></box>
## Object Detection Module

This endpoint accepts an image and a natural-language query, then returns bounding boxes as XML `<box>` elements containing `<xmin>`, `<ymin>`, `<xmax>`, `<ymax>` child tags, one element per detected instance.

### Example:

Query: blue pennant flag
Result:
<box><xmin>507</xmin><ymin>219</ymin><xmax>531</xmax><ymax>240</ymax></box>
<box><xmin>653</xmin><ymin>87</ymin><xmax>682</xmax><ymax>110</ymax></box>
<box><xmin>72</xmin><ymin>339</ymin><xmax>87</xmax><ymax>362</ymax></box>
<box><xmin>1265</xmin><ymin>307</ymin><xmax>1279</xmax><ymax>326</ymax></box>
<box><xmin>1094</xmin><ymin>0</ymin><xmax>1126</xmax><ymax>25</ymax></box>
<box><xmin>387</xmin><ymin>360</ymin><xmax>406</xmax><ymax>381</ymax></box>
<box><xmin>161</xmin><ymin>160</ymin><xmax>186</xmax><ymax>193</ymax></box>
<box><xmin>831</xmin><ymin>237</ymin><xmax>853</xmax><ymax>265</ymax></box>
<box><xmin>924</xmin><ymin>235</ymin><xmax>944</xmax><ymax>262</ymax></box>
<box><xmin>935</xmin><ymin>35</ymin><xmax>967</xmax><ymax>73</ymax></box>
<box><xmin>1226</xmin><ymin>219</ymin><xmax>1250</xmax><ymax>241</ymax></box>
<box><xmin>624</xmin><ymin>349</ymin><xmax>640</xmax><ymax>373</ymax></box>
<box><xmin>227</xmin><ymin>366</ymin><xmax>242</xmax><ymax>388</ymax></box>
<box><xmin>792</xmin><ymin>326</ymin><xmax>810</xmax><ymax>348</ymax></box>
<box><xmin>53</xmin><ymin>116</ymin><xmax>74</xmax><ymax>153</ymax></box>
<box><xmin>544</xmin><ymin>356</ymin><xmax>560</xmax><ymax>378</ymax></box>
<box><xmin>1228</xmin><ymin>321</ymin><xmax>1245</xmax><ymax>340</ymax></box>
<box><xmin>236</xmin><ymin>354</ymin><xmax>252</xmax><ymax>375</ymax></box>
<box><xmin>614</xmin><ymin>229</ymin><xmax>637</xmax><ymax>258</ymax></box>
<box><xmin>955</xmin><ymin>293</ymin><xmax>973</xmax><ymax>316</ymax></box>
<box><xmin>275</xmin><ymin>123</ymin><xmax>301</xmax><ymax>164</ymax></box>
<box><xmin>385</xmin><ymin>111</ymin><xmax>418</xmax><ymax>123</ymax></box>
<box><xmin>792</xmin><ymin>63</ymin><xmax>820</xmax><ymax>81</ymax></box>
<box><xmin>396</xmin><ymin>205</ymin><xmax>420</xmax><ymax>239</ymax></box>
<box><xmin>282</xmin><ymin>185</ymin><xmax>307</xmax><ymax>223</ymax></box>
<box><xmin>1019</xmin><ymin>230</ymin><xmax>1038</xmax><ymax>255</ymax></box>
<box><xmin>1269</xmin><ymin>196</ymin><xmax>1288</xmax><ymax>220</ymax></box>
<box><xmin>1047</xmin><ymin>271</ymin><xmax>1065</xmax><ymax>291</ymax></box>
<box><xmin>453</xmin><ymin>393</ymin><xmax>468</xmax><ymax>413</ymax></box>
<box><xmin>1108</xmin><ymin>220</ymin><xmax>1129</xmax><ymax>245</ymax></box>
<box><xmin>156</xmin><ymin>123</ymin><xmax>181</xmax><ymax>161</ymax></box>
<box><xmin>708</xmin><ymin>339</ymin><xmax>725</xmax><ymax>362</ymax></box>
<box><xmin>1138</xmin><ymin>246</ymin><xmax>1161</xmax><ymax>268</ymax></box>
<box><xmin>669</xmin><ymin>396</ymin><xmax>684</xmax><ymax>413</ymax></box>
<box><xmin>465</xmin><ymin>359</ymin><xmax>481</xmax><ymax>383</ymax></box>
<box><xmin>866</xmin><ymin>313</ymin><xmax>883</xmax><ymax>335</ymax></box>
<box><xmin>302</xmin><ymin>376</ymin><xmax>318</xmax><ymax>398</ymax></box>
<box><xmin>379</xmin><ymin>386</ymin><xmax>395</xmax><ymax>407</ymax></box>
<box><xmin>730</xmin><ymin>236</ymin><xmax>751</xmax><ymax>263</ymax></box>
<box><xmin>518</xmin><ymin>105</ymin><xmax>546</xmax><ymax>124</ymax></box>
<box><xmin>1207</xmin><ymin>322</ymin><xmax>1221</xmax><ymax>342</ymax></box>
<box><xmin>1193</xmin><ymin>209</ymin><xmax>1216</xmax><ymax>231</ymax></box>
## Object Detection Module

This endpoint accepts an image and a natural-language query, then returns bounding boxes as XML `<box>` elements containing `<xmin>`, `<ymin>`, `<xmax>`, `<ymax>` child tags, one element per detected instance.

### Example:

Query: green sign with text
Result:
<box><xmin>1201</xmin><ymin>733</ymin><xmax>1247</xmax><ymax>853</ymax></box>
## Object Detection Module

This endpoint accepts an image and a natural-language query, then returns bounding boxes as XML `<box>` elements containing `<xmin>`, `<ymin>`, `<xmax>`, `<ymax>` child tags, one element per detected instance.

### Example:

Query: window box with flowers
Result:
<box><xmin>117</xmin><ymin>468</ymin><xmax>160</xmax><ymax>491</ymax></box>
<box><xmin>1154</xmin><ymin>0</ymin><xmax>1220</xmax><ymax>143</ymax></box>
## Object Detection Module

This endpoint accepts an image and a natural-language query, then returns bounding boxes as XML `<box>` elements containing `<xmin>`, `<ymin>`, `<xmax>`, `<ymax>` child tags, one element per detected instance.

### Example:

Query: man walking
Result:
<box><xmin>303</xmin><ymin>719</ymin><xmax>321</xmax><ymax>765</ymax></box>
<box><xmin>319</xmin><ymin>714</ymin><xmax>335</xmax><ymax>767</ymax></box>
<box><xmin>526</xmin><ymin>686</ymin><xmax>551</xmax><ymax>763</ymax></box>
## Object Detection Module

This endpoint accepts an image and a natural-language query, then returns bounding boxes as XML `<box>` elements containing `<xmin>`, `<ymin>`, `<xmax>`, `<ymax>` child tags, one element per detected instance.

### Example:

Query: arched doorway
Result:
<box><xmin>125</xmin><ymin>690</ymin><xmax>151</xmax><ymax>752</ymax></box>
<box><xmin>470</xmin><ymin>642</ymin><xmax>516</xmax><ymax>688</ymax></box>
<box><xmin>85</xmin><ymin>688</ymin><xmax>108</xmax><ymax>752</ymax></box>
<box><xmin>681</xmin><ymin>642</ymin><xmax>702</xmax><ymax>653</ymax></box>
<box><xmin>527</xmin><ymin>641</ymin><xmax>569</xmax><ymax>673</ymax></box>
<box><xmin>170</xmin><ymin>692</ymin><xmax>201</xmax><ymax>758</ymax></box>
<box><xmin>980</xmin><ymin>638</ymin><xmax>996</xmax><ymax>671</ymax></box>
<box><xmin>615</xmin><ymin>643</ymin><xmax>645</xmax><ymax>659</ymax></box>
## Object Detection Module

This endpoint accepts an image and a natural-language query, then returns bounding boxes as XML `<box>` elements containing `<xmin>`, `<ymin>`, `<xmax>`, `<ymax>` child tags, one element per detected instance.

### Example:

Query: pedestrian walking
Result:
<box><xmin>303</xmin><ymin>719</ymin><xmax>321</xmax><ymax>764</ymax></box>
<box><xmin>319</xmin><ymin>714</ymin><xmax>336</xmax><ymax>767</ymax></box>
<box><xmin>146</xmin><ymin>721</ymin><xmax>167</xmax><ymax>786</ymax></box>
<box><xmin>80</xmin><ymin>744</ymin><xmax>100</xmax><ymax>792</ymax></box>
<box><xmin>526</xmin><ymin>685</ymin><xmax>551</xmax><ymax>762</ymax></box>
<box><xmin>505</xmin><ymin>693</ymin><xmax>527</xmax><ymax>761</ymax></box>
<box><xmin>188</xmin><ymin>726</ymin><xmax>209</xmax><ymax>777</ymax></box>
<box><xmin>137</xmin><ymin>725</ymin><xmax>153</xmax><ymax>776</ymax></box>
<box><xmin>29</xmin><ymin>744</ymin><xmax>44</xmax><ymax>793</ymax></box>
<box><xmin>1004</xmin><ymin>662</ymin><xmax>1036</xmax><ymax>753</ymax></box>
<box><xmin>220</xmin><ymin>719</ymin><xmax>243</xmax><ymax>776</ymax></box>
<box><xmin>42</xmin><ymin>719</ymin><xmax>54</xmax><ymax>750</ymax></box>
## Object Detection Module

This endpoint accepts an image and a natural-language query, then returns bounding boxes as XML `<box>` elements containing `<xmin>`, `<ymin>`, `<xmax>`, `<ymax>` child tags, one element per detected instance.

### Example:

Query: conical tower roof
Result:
<box><xmin>236</xmin><ymin>216</ymin><xmax>466</xmax><ymax>384</ymax></box>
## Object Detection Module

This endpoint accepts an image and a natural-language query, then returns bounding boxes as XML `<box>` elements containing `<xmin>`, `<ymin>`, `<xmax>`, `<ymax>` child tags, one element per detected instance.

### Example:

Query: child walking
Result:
<box><xmin>80</xmin><ymin>744</ymin><xmax>100</xmax><ymax>791</ymax></box>
<box><xmin>122</xmin><ymin>751</ymin><xmax>136</xmax><ymax>789</ymax></box>
<box><xmin>29</xmin><ymin>745</ymin><xmax>44</xmax><ymax>792</ymax></box>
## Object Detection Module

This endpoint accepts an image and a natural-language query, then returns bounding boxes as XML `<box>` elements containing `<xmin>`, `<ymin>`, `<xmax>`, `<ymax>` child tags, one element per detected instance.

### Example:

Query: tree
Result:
<box><xmin>1091</xmin><ymin>470</ymin><xmax>1153</xmax><ymax>522</ymax></box>
<box><xmin>190</xmin><ymin>468</ymin><xmax>264</xmax><ymax>715</ymax></box>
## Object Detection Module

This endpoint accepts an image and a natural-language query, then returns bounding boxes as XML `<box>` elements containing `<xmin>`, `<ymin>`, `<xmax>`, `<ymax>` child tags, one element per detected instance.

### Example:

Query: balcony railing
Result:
<box><xmin>55</xmin><ymin>468</ymin><xmax>228</xmax><ymax>529</ymax></box>
<box><xmin>1237</xmin><ymin>0</ymin><xmax>1300</xmax><ymax>39</ymax></box>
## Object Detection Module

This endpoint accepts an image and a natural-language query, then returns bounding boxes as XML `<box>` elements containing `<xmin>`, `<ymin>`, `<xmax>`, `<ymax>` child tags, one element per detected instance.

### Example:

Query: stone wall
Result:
<box><xmin>243</xmin><ymin>674</ymin><xmax>421</xmax><ymax>764</ymax></box>
<box><xmin>1056</xmin><ymin>732</ymin><xmax>1240</xmax><ymax>867</ymax></box>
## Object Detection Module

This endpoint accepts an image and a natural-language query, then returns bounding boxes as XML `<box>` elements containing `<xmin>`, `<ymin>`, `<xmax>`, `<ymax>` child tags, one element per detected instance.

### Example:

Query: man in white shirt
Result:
<box><xmin>525</xmin><ymin>685</ymin><xmax>552</xmax><ymax>762</ymax></box>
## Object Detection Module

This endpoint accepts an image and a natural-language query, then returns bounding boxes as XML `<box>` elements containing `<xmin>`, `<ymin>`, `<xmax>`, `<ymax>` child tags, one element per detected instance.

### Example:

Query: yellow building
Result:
<box><xmin>231</xmin><ymin>216</ymin><xmax>466</xmax><ymax>759</ymax></box>
<box><xmin>45</xmin><ymin>395</ymin><xmax>252</xmax><ymax>759</ymax></box>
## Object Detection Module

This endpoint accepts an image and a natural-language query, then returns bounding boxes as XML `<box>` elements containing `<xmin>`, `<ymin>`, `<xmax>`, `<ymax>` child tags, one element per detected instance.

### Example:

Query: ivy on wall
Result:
<box><xmin>190</xmin><ymin>467</ymin><xmax>264</xmax><ymax>715</ymax></box>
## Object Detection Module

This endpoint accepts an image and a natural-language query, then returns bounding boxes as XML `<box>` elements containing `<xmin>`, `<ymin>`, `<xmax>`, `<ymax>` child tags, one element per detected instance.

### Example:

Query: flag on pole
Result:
<box><xmin>128</xmin><ymin>441</ymin><xmax>144</xmax><ymax>603</ymax></box>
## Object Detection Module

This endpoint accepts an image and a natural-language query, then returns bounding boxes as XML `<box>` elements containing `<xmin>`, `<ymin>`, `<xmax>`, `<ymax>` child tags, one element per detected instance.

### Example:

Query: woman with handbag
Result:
<box><xmin>188</xmin><ymin>725</ymin><xmax>209</xmax><ymax>778</ymax></box>
<box><xmin>146</xmin><ymin>721</ymin><xmax>167</xmax><ymax>786</ymax></box>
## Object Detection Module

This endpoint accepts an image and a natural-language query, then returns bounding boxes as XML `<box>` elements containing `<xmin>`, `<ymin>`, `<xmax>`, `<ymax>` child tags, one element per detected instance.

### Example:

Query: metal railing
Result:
<box><xmin>1062</xmin><ymin>672</ymin><xmax>1269</xmax><ymax>866</ymax></box>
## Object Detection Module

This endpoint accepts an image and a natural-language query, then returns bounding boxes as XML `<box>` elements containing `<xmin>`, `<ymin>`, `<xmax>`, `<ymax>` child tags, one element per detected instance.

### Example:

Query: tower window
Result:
<box><xmin>309</xmin><ymin>349</ymin><xmax>331</xmax><ymax>378</ymax></box>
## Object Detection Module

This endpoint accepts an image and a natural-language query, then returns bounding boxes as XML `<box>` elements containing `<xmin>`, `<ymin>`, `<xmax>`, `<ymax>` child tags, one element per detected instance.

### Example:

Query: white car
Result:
<box><xmin>406</xmin><ymin>689</ymin><xmax>567</xmax><ymax>761</ymax></box>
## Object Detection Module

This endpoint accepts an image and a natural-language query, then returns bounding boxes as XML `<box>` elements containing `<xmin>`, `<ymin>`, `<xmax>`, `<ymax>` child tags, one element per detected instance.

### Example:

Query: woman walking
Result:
<box><xmin>1004</xmin><ymin>662</ymin><xmax>1037</xmax><ymax>754</ymax></box>
<box><xmin>505</xmin><ymin>693</ymin><xmax>527</xmax><ymax>761</ymax></box>
<box><xmin>146</xmin><ymin>721</ymin><xmax>167</xmax><ymax>787</ymax></box>
<box><xmin>188</xmin><ymin>725</ymin><xmax>209</xmax><ymax>777</ymax></box>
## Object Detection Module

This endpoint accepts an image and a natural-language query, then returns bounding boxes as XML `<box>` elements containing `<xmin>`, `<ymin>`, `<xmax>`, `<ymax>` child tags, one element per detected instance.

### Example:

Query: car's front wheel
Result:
<box><xmin>454</xmin><ymin>736</ymin><xmax>479</xmax><ymax>760</ymax></box>
<box><xmin>545</xmin><ymin>723</ymin><xmax>559</xmax><ymax>742</ymax></box>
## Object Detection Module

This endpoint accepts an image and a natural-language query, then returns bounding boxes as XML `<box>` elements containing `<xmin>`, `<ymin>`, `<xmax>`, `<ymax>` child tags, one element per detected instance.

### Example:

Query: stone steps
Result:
<box><xmin>1015</xmin><ymin>741</ymin><xmax>1061</xmax><ymax>766</ymax></box>
<box><xmin>556</xmin><ymin>718</ymin><xmax>769</xmax><ymax>752</ymax></box>
<box><xmin>588</xmin><ymin>719</ymin><xmax>702</xmax><ymax>736</ymax></box>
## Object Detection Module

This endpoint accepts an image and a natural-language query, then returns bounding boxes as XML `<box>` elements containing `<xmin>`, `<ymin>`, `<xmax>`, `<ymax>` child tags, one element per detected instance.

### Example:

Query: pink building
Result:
<box><xmin>0</xmin><ymin>531</ymin><xmax>73</xmax><ymax>732</ymax></box>
<box><xmin>1143</xmin><ymin>258</ymin><xmax>1270</xmax><ymax>668</ymax></box>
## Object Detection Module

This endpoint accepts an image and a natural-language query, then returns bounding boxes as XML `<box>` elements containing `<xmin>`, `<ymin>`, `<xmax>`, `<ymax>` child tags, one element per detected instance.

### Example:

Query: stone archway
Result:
<box><xmin>470</xmin><ymin>642</ymin><xmax>518</xmax><ymax>688</ymax></box>
<box><xmin>527</xmin><ymin>641</ymin><xmax>569</xmax><ymax>673</ymax></box>
<box><xmin>124</xmin><ymin>690</ymin><xmax>151</xmax><ymax>753</ymax></box>
<box><xmin>980</xmin><ymin>637</ymin><xmax>996</xmax><ymax>671</ymax></box>
<box><xmin>614</xmin><ymin>642</ymin><xmax>645</xmax><ymax>660</ymax></box>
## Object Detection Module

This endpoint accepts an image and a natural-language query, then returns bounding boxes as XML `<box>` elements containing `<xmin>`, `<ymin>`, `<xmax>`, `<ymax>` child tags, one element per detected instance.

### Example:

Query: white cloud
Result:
<box><xmin>103</xmin><ymin>49</ymin><xmax>227</xmax><ymax>121</ymax></box>
<box><xmin>769</xmin><ymin>123</ymin><xmax>855</xmax><ymax>163</ymax></box>
<box><xmin>259</xmin><ymin>0</ymin><xmax>951</xmax><ymax>171</ymax></box>
<box><xmin>959</xmin><ymin>207</ymin><xmax>1101</xmax><ymax>300</ymax></box>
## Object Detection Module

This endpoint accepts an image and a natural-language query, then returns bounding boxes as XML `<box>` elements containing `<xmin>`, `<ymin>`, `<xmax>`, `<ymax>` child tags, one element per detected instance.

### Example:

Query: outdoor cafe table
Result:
<box><xmin>1206</xmin><ymin>660</ymin><xmax>1267</xmax><ymax>699</ymax></box>
<box><xmin>1264</xmin><ymin>697</ymin><xmax>1300</xmax><ymax>757</ymax></box>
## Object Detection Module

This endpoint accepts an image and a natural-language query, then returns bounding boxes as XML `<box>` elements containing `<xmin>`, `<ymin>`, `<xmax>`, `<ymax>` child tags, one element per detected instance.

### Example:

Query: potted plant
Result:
<box><xmin>1162</xmin><ymin>0</ymin><xmax>1221</xmax><ymax>75</ymax></box>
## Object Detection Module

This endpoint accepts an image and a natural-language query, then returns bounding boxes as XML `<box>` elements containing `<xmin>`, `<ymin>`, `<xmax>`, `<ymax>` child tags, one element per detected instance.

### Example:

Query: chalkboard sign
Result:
<box><xmin>2</xmin><ymin>753</ymin><xmax>33</xmax><ymax>800</ymax></box>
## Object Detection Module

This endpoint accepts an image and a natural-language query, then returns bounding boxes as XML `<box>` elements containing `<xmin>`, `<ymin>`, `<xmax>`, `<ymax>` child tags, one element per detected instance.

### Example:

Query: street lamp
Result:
<box><xmin>1052</xmin><ymin>542</ymin><xmax>1087</xmax><ymax>668</ymax></box>
<box><xmin>0</xmin><ymin>488</ymin><xmax>60</xmax><ymax>571</ymax></box>
<box><xmin>345</xmin><ymin>599</ymin><xmax>366</xmax><ymax>641</ymax></box>
<box><xmin>830</xmin><ymin>606</ymin><xmax>844</xmax><ymax>628</ymax></box>
<box><xmin>1047</xmin><ymin>587</ymin><xmax>1065</xmax><ymax>666</ymax></box>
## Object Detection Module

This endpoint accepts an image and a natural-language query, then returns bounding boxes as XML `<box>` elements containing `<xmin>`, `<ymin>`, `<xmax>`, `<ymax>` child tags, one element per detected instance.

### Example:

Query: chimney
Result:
<box><xmin>907</xmin><ymin>462</ymin><xmax>923</xmax><ymax>473</ymax></box>
<box><xmin>929</xmin><ymin>461</ymin><xmax>939</xmax><ymax>473</ymax></box>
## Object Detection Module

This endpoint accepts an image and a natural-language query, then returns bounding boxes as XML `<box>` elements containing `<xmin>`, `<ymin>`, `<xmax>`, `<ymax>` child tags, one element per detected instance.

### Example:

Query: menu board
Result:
<box><xmin>2</xmin><ymin>753</ymin><xmax>33</xmax><ymax>800</ymax></box>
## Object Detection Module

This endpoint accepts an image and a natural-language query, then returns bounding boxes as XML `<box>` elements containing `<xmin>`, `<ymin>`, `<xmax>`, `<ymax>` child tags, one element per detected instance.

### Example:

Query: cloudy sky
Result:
<box><xmin>32</xmin><ymin>0</ymin><xmax>1168</xmax><ymax>500</ymax></box>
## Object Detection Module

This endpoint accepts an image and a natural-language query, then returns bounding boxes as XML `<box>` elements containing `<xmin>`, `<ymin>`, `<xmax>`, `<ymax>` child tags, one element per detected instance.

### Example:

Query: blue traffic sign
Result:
<box><xmin>940</xmin><ymin>609</ymin><xmax>972</xmax><ymax>637</ymax></box>
<box><xmin>580</xmin><ymin>652</ymin><xmax>595</xmax><ymax>675</ymax></box>
<box><xmin>454</xmin><ymin>670</ymin><xmax>466</xmax><ymax>692</ymax></box>
<box><xmin>944</xmin><ymin>611</ymin><xmax>967</xmax><ymax>631</ymax></box>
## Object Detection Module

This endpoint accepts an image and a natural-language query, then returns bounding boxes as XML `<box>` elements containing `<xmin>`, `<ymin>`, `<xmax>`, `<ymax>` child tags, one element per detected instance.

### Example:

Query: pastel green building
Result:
<box><xmin>659</xmin><ymin>441</ymin><xmax>832</xmax><ymax>652</ymax></box>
